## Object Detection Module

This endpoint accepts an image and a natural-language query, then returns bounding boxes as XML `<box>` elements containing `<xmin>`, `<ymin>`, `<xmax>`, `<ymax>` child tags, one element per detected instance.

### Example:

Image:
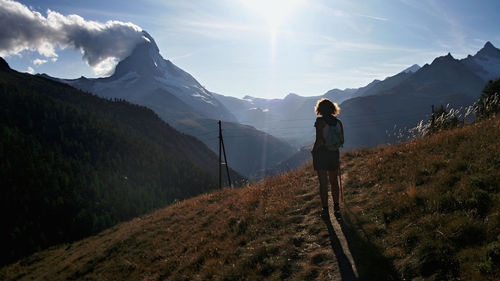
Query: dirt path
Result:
<box><xmin>325</xmin><ymin>191</ymin><xmax>359</xmax><ymax>281</ymax></box>
<box><xmin>309</xmin><ymin>169</ymin><xmax>360</xmax><ymax>281</ymax></box>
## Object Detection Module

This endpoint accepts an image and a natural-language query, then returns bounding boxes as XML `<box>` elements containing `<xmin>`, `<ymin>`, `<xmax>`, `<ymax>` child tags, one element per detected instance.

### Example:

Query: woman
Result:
<box><xmin>312</xmin><ymin>98</ymin><xmax>344</xmax><ymax>217</ymax></box>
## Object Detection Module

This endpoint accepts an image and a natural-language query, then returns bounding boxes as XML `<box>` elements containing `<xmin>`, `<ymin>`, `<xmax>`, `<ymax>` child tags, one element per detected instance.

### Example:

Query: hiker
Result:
<box><xmin>312</xmin><ymin>98</ymin><xmax>344</xmax><ymax>217</ymax></box>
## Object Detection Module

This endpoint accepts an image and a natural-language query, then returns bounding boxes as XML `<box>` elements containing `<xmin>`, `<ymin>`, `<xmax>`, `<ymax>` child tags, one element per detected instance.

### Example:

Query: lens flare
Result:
<box><xmin>240</xmin><ymin>0</ymin><xmax>303</xmax><ymax>30</ymax></box>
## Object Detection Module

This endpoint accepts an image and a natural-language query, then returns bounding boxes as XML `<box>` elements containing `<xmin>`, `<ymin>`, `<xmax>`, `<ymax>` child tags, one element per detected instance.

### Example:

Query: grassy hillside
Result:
<box><xmin>0</xmin><ymin>58</ymin><xmax>243</xmax><ymax>266</ymax></box>
<box><xmin>342</xmin><ymin>115</ymin><xmax>500</xmax><ymax>280</ymax></box>
<box><xmin>1</xmin><ymin>114</ymin><xmax>498</xmax><ymax>280</ymax></box>
<box><xmin>0</xmin><ymin>169</ymin><xmax>359</xmax><ymax>281</ymax></box>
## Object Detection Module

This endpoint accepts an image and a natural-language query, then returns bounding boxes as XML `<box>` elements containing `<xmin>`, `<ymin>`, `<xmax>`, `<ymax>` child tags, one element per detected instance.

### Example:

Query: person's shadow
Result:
<box><xmin>322</xmin><ymin>210</ymin><xmax>400</xmax><ymax>281</ymax></box>
<box><xmin>322</xmin><ymin>212</ymin><xmax>359</xmax><ymax>281</ymax></box>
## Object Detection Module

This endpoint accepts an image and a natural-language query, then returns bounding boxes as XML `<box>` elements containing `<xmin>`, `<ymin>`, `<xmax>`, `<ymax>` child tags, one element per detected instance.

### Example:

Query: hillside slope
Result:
<box><xmin>0</xmin><ymin>169</ymin><xmax>366</xmax><ymax>281</ymax></box>
<box><xmin>0</xmin><ymin>58</ymin><xmax>243</xmax><ymax>266</ymax></box>
<box><xmin>2</xmin><ymin>115</ymin><xmax>498</xmax><ymax>280</ymax></box>
<box><xmin>342</xmin><ymin>115</ymin><xmax>500</xmax><ymax>280</ymax></box>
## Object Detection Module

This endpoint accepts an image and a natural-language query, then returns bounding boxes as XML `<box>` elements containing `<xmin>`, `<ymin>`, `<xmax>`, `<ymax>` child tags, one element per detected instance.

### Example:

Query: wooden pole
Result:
<box><xmin>218</xmin><ymin>120</ymin><xmax>232</xmax><ymax>188</ymax></box>
<box><xmin>221</xmin><ymin>131</ymin><xmax>232</xmax><ymax>188</ymax></box>
<box><xmin>218</xmin><ymin>120</ymin><xmax>222</xmax><ymax>189</ymax></box>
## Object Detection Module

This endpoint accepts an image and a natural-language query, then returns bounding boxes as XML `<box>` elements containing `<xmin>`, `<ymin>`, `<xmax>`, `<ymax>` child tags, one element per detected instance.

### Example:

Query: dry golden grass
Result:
<box><xmin>341</xmin><ymin>116</ymin><xmax>500</xmax><ymax>280</ymax></box>
<box><xmin>3</xmin><ymin>116</ymin><xmax>498</xmax><ymax>281</ymax></box>
<box><xmin>0</xmin><ymin>167</ymin><xmax>350</xmax><ymax>280</ymax></box>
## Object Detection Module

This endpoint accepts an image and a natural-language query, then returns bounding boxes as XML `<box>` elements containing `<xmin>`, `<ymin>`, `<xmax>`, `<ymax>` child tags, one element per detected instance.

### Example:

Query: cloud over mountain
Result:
<box><xmin>0</xmin><ymin>0</ymin><xmax>146</xmax><ymax>75</ymax></box>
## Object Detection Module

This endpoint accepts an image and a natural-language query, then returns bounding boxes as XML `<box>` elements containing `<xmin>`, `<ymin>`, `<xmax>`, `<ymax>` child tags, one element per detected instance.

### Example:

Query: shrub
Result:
<box><xmin>486</xmin><ymin>240</ymin><xmax>500</xmax><ymax>268</ymax></box>
<box><xmin>448</xmin><ymin>219</ymin><xmax>486</xmax><ymax>248</ymax></box>
<box><xmin>479</xmin><ymin>237</ymin><xmax>500</xmax><ymax>275</ymax></box>
<box><xmin>465</xmin><ymin>188</ymin><xmax>492</xmax><ymax>218</ymax></box>
<box><xmin>428</xmin><ymin>104</ymin><xmax>461</xmax><ymax>134</ymax></box>
<box><xmin>416</xmin><ymin>241</ymin><xmax>459</xmax><ymax>278</ymax></box>
<box><xmin>438</xmin><ymin>192</ymin><xmax>458</xmax><ymax>213</ymax></box>
<box><xmin>476</xmin><ymin>78</ymin><xmax>500</xmax><ymax>119</ymax></box>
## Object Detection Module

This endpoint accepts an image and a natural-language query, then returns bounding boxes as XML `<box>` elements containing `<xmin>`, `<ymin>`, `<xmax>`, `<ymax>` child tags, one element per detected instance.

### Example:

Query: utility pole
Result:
<box><xmin>219</xmin><ymin>121</ymin><xmax>222</xmax><ymax>189</ymax></box>
<box><xmin>218</xmin><ymin>120</ymin><xmax>232</xmax><ymax>188</ymax></box>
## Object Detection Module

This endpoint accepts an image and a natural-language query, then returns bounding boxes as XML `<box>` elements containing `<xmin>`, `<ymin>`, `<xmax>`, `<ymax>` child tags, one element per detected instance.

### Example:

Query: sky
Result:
<box><xmin>1</xmin><ymin>0</ymin><xmax>500</xmax><ymax>99</ymax></box>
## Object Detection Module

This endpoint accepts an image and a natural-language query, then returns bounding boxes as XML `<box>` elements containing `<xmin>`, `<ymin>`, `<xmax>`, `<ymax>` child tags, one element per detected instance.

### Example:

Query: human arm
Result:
<box><xmin>312</xmin><ymin>118</ymin><xmax>326</xmax><ymax>152</ymax></box>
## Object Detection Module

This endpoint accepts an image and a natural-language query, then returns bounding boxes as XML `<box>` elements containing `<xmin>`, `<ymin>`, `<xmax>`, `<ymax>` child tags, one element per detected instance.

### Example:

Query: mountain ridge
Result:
<box><xmin>214</xmin><ymin>41</ymin><xmax>500</xmax><ymax>152</ymax></box>
<box><xmin>461</xmin><ymin>41</ymin><xmax>500</xmax><ymax>81</ymax></box>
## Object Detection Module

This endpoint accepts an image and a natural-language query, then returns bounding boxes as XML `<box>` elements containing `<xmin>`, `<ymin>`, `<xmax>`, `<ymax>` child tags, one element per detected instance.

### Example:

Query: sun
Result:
<box><xmin>240</xmin><ymin>0</ymin><xmax>303</xmax><ymax>30</ymax></box>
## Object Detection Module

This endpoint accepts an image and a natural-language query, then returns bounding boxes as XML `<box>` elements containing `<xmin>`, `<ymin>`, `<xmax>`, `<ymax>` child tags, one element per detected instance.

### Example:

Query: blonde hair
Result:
<box><xmin>315</xmin><ymin>98</ymin><xmax>340</xmax><ymax>116</ymax></box>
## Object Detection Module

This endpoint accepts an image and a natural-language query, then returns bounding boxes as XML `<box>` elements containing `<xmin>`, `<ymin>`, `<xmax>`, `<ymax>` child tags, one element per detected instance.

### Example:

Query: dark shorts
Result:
<box><xmin>312</xmin><ymin>147</ymin><xmax>339</xmax><ymax>171</ymax></box>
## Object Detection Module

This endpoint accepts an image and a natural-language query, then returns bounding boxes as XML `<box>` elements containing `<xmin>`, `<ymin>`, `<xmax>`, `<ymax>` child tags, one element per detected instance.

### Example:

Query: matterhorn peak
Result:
<box><xmin>111</xmin><ymin>30</ymin><xmax>166</xmax><ymax>78</ymax></box>
<box><xmin>140</xmin><ymin>31</ymin><xmax>160</xmax><ymax>53</ymax></box>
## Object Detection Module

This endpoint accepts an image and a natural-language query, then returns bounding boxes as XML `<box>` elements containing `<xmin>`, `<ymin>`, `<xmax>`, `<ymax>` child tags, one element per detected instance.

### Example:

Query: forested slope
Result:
<box><xmin>0</xmin><ymin>58</ymin><xmax>242</xmax><ymax>265</ymax></box>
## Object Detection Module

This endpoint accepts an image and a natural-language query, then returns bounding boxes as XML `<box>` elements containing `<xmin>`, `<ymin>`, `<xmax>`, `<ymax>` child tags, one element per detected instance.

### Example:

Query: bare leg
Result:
<box><xmin>328</xmin><ymin>169</ymin><xmax>340</xmax><ymax>204</ymax></box>
<box><xmin>317</xmin><ymin>170</ymin><xmax>328</xmax><ymax>209</ymax></box>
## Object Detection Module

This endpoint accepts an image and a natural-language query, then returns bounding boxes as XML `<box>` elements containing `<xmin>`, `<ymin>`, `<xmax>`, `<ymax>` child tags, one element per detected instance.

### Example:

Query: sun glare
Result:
<box><xmin>240</xmin><ymin>0</ymin><xmax>302</xmax><ymax>29</ymax></box>
<box><xmin>240</xmin><ymin>0</ymin><xmax>303</xmax><ymax>62</ymax></box>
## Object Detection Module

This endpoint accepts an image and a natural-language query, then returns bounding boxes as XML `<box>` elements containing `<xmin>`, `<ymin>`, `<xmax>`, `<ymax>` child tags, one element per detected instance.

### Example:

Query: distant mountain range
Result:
<box><xmin>339</xmin><ymin>43</ymin><xmax>498</xmax><ymax>148</ymax></box>
<box><xmin>42</xmin><ymin>34</ymin><xmax>499</xmax><ymax>176</ymax></box>
<box><xmin>44</xmin><ymin>31</ymin><xmax>295</xmax><ymax>179</ymax></box>
<box><xmin>213</xmin><ymin>64</ymin><xmax>422</xmax><ymax>148</ymax></box>
<box><xmin>214</xmin><ymin>42</ymin><xmax>500</xmax><ymax>151</ymax></box>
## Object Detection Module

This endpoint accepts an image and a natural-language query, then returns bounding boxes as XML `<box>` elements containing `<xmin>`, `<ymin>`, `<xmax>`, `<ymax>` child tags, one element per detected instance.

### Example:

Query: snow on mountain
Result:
<box><xmin>462</xmin><ymin>41</ymin><xmax>500</xmax><ymax>81</ymax></box>
<box><xmin>63</xmin><ymin>31</ymin><xmax>236</xmax><ymax>122</ymax></box>
<box><xmin>55</xmin><ymin>31</ymin><xmax>298</xmax><ymax>179</ymax></box>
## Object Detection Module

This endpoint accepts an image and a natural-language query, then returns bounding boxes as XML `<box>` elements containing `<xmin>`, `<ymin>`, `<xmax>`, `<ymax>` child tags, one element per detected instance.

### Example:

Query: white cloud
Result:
<box><xmin>33</xmin><ymin>58</ymin><xmax>48</xmax><ymax>65</ymax></box>
<box><xmin>26</xmin><ymin>66</ymin><xmax>34</xmax><ymax>74</ymax></box>
<box><xmin>92</xmin><ymin>57</ymin><xmax>119</xmax><ymax>76</ymax></box>
<box><xmin>355</xmin><ymin>13</ymin><xmax>388</xmax><ymax>22</ymax></box>
<box><xmin>0</xmin><ymin>0</ymin><xmax>146</xmax><ymax>76</ymax></box>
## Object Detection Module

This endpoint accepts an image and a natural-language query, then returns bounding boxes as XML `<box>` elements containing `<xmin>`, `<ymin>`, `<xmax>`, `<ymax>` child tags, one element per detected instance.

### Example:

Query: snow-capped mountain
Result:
<box><xmin>462</xmin><ymin>41</ymin><xmax>500</xmax><ymax>81</ymax></box>
<box><xmin>63</xmin><ymin>31</ymin><xmax>236</xmax><ymax>123</ymax></box>
<box><xmin>49</xmin><ymin>31</ymin><xmax>295</xmax><ymax>179</ymax></box>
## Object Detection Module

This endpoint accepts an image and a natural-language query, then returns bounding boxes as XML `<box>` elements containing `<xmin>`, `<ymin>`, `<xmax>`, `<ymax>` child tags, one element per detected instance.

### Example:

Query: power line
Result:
<box><xmin>170</xmin><ymin>103</ymin><xmax>442</xmax><ymax>133</ymax></box>
<box><xmin>171</xmin><ymin>99</ymin><xmax>468</xmax><ymax>139</ymax></box>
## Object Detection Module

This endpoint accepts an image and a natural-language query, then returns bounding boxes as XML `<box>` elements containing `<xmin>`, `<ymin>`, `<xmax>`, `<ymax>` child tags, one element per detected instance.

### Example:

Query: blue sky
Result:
<box><xmin>2</xmin><ymin>0</ymin><xmax>500</xmax><ymax>99</ymax></box>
